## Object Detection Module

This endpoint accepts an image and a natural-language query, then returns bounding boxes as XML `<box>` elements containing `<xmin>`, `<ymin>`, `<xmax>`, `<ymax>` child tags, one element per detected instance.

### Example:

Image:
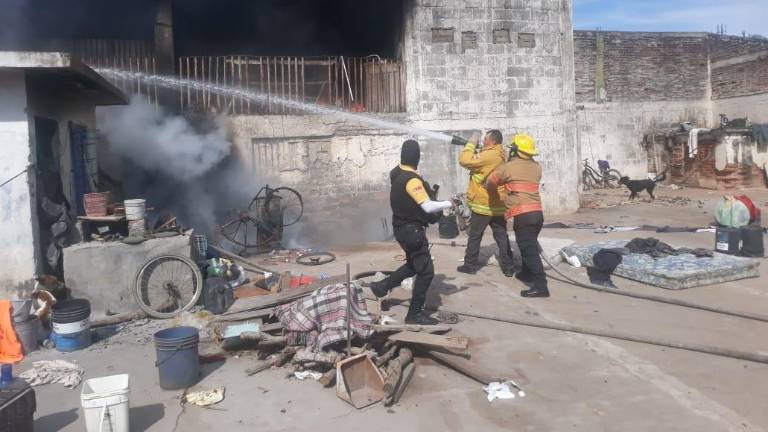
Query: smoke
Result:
<box><xmin>100</xmin><ymin>96</ymin><xmax>231</xmax><ymax>182</ymax></box>
<box><xmin>97</xmin><ymin>96</ymin><xmax>257</xmax><ymax>237</ymax></box>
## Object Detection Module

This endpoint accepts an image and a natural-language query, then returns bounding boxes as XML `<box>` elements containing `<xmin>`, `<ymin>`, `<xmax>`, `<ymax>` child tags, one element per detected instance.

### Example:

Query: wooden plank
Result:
<box><xmin>223</xmin><ymin>274</ymin><xmax>346</xmax><ymax>315</ymax></box>
<box><xmin>387</xmin><ymin>331</ymin><xmax>469</xmax><ymax>351</ymax></box>
<box><xmin>372</xmin><ymin>324</ymin><xmax>451</xmax><ymax>334</ymax></box>
<box><xmin>213</xmin><ymin>306</ymin><xmax>275</xmax><ymax>323</ymax></box>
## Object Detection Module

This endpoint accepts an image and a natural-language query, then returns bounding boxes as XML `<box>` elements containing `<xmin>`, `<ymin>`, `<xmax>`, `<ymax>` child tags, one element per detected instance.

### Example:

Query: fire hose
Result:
<box><xmin>355</xmin><ymin>245</ymin><xmax>768</xmax><ymax>364</ymax></box>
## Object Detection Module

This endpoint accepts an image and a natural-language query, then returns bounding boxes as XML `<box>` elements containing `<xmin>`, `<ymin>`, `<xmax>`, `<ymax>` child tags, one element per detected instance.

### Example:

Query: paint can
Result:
<box><xmin>124</xmin><ymin>199</ymin><xmax>146</xmax><ymax>221</ymax></box>
<box><xmin>51</xmin><ymin>299</ymin><xmax>91</xmax><ymax>352</ymax></box>
<box><xmin>715</xmin><ymin>227</ymin><xmax>741</xmax><ymax>255</ymax></box>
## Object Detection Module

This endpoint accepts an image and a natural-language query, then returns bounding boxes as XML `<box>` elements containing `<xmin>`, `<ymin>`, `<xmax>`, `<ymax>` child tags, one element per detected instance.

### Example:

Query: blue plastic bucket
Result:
<box><xmin>52</xmin><ymin>328</ymin><xmax>92</xmax><ymax>352</ymax></box>
<box><xmin>153</xmin><ymin>327</ymin><xmax>199</xmax><ymax>390</ymax></box>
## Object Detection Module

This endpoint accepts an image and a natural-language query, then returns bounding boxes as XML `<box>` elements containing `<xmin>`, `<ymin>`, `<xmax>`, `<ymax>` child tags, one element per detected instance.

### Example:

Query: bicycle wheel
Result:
<box><xmin>604</xmin><ymin>169</ymin><xmax>623</xmax><ymax>188</ymax></box>
<box><xmin>134</xmin><ymin>254</ymin><xmax>202</xmax><ymax>319</ymax></box>
<box><xmin>582</xmin><ymin>172</ymin><xmax>596</xmax><ymax>190</ymax></box>
<box><xmin>266</xmin><ymin>187</ymin><xmax>304</xmax><ymax>227</ymax></box>
<box><xmin>219</xmin><ymin>211</ymin><xmax>262</xmax><ymax>248</ymax></box>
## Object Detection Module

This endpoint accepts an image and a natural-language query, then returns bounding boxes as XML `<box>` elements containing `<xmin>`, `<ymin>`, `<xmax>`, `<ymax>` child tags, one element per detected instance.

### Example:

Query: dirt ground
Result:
<box><xmin>24</xmin><ymin>186</ymin><xmax>768</xmax><ymax>432</ymax></box>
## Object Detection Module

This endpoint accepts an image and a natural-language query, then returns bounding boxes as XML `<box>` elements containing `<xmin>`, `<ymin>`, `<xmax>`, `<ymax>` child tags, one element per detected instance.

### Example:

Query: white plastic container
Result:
<box><xmin>124</xmin><ymin>199</ymin><xmax>146</xmax><ymax>221</ymax></box>
<box><xmin>81</xmin><ymin>374</ymin><xmax>130</xmax><ymax>432</ymax></box>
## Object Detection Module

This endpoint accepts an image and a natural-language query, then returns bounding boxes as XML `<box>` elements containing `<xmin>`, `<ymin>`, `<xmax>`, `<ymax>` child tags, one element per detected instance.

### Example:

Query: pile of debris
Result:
<box><xmin>199</xmin><ymin>275</ymin><xmax>472</xmax><ymax>408</ymax></box>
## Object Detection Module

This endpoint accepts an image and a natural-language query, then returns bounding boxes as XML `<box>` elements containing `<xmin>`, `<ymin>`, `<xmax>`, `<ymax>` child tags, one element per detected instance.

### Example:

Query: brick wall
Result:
<box><xmin>669</xmin><ymin>134</ymin><xmax>767</xmax><ymax>189</ymax></box>
<box><xmin>709</xmin><ymin>34</ymin><xmax>768</xmax><ymax>62</ymax></box>
<box><xmin>574</xmin><ymin>31</ymin><xmax>710</xmax><ymax>103</ymax></box>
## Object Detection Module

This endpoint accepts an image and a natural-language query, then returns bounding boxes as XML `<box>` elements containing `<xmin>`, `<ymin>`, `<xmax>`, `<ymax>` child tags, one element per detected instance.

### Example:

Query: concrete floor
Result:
<box><xmin>24</xmin><ymin>186</ymin><xmax>768</xmax><ymax>431</ymax></box>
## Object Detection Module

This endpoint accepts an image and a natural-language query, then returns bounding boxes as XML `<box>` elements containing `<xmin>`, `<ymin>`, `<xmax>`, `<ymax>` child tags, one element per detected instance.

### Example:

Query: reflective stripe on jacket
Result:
<box><xmin>458</xmin><ymin>142</ymin><xmax>506</xmax><ymax>216</ymax></box>
<box><xmin>487</xmin><ymin>157</ymin><xmax>543</xmax><ymax>219</ymax></box>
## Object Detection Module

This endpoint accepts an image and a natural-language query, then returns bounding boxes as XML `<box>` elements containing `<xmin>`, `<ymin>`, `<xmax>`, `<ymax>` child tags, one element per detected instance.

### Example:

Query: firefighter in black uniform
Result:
<box><xmin>368</xmin><ymin>140</ymin><xmax>455</xmax><ymax>325</ymax></box>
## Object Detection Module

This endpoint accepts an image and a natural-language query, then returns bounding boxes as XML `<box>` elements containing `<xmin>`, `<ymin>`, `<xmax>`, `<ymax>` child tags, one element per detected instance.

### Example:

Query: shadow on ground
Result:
<box><xmin>131</xmin><ymin>403</ymin><xmax>165</xmax><ymax>431</ymax></box>
<box><xmin>35</xmin><ymin>407</ymin><xmax>79</xmax><ymax>431</ymax></box>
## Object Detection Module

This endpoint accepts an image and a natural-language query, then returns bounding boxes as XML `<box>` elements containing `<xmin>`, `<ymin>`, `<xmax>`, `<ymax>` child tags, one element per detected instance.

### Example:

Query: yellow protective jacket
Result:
<box><xmin>458</xmin><ymin>142</ymin><xmax>506</xmax><ymax>216</ymax></box>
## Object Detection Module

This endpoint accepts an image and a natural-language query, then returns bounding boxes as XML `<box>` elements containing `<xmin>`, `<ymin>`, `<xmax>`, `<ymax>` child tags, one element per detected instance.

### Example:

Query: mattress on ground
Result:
<box><xmin>562</xmin><ymin>240</ymin><xmax>761</xmax><ymax>289</ymax></box>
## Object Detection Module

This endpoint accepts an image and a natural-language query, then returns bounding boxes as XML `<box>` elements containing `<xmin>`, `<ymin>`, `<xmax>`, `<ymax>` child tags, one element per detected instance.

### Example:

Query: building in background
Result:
<box><xmin>0</xmin><ymin>52</ymin><xmax>126</xmax><ymax>296</ymax></box>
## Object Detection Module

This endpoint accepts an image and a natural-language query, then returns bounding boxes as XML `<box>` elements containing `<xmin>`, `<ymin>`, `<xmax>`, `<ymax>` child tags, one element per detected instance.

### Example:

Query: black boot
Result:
<box><xmin>457</xmin><ymin>263</ymin><xmax>480</xmax><ymax>274</ymax></box>
<box><xmin>520</xmin><ymin>287</ymin><xmax>550</xmax><ymax>298</ymax></box>
<box><xmin>405</xmin><ymin>310</ymin><xmax>440</xmax><ymax>325</ymax></box>
<box><xmin>501</xmin><ymin>267</ymin><xmax>516</xmax><ymax>277</ymax></box>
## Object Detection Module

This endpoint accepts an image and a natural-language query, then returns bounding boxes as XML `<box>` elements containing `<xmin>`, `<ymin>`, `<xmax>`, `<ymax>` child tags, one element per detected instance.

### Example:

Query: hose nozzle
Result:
<box><xmin>451</xmin><ymin>135</ymin><xmax>468</xmax><ymax>146</ymax></box>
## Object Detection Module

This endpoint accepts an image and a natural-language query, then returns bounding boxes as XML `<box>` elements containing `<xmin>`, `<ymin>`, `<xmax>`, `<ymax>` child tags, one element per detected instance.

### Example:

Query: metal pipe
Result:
<box><xmin>346</xmin><ymin>263</ymin><xmax>352</xmax><ymax>356</ymax></box>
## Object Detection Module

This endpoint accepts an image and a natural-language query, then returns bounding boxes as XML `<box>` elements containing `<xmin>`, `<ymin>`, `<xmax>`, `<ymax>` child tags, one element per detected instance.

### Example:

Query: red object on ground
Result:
<box><xmin>290</xmin><ymin>276</ymin><xmax>316</xmax><ymax>289</ymax></box>
<box><xmin>0</xmin><ymin>301</ymin><xmax>24</xmax><ymax>363</ymax></box>
<box><xmin>735</xmin><ymin>195</ymin><xmax>761</xmax><ymax>223</ymax></box>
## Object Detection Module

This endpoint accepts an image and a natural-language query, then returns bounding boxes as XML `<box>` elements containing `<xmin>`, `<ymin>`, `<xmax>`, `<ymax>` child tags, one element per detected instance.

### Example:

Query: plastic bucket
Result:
<box><xmin>81</xmin><ymin>374</ymin><xmax>130</xmax><ymax>432</ymax></box>
<box><xmin>741</xmin><ymin>225</ymin><xmax>764</xmax><ymax>257</ymax></box>
<box><xmin>10</xmin><ymin>300</ymin><xmax>32</xmax><ymax>323</ymax></box>
<box><xmin>153</xmin><ymin>327</ymin><xmax>199</xmax><ymax>390</ymax></box>
<box><xmin>715</xmin><ymin>227</ymin><xmax>741</xmax><ymax>255</ymax></box>
<box><xmin>124</xmin><ymin>199</ymin><xmax>146</xmax><ymax>221</ymax></box>
<box><xmin>52</xmin><ymin>328</ymin><xmax>91</xmax><ymax>352</ymax></box>
<box><xmin>84</xmin><ymin>192</ymin><xmax>110</xmax><ymax>217</ymax></box>
<box><xmin>438</xmin><ymin>214</ymin><xmax>460</xmax><ymax>239</ymax></box>
<box><xmin>52</xmin><ymin>299</ymin><xmax>91</xmax><ymax>334</ymax></box>
<box><xmin>13</xmin><ymin>318</ymin><xmax>40</xmax><ymax>354</ymax></box>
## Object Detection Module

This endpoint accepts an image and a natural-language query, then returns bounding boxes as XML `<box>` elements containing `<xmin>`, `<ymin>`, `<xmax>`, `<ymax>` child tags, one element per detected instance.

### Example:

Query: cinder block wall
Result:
<box><xmin>574</xmin><ymin>32</ymin><xmax>768</xmax><ymax>179</ymax></box>
<box><xmin>402</xmin><ymin>0</ymin><xmax>580</xmax><ymax>215</ymax></box>
<box><xmin>227</xmin><ymin>0</ymin><xmax>581</xmax><ymax>246</ymax></box>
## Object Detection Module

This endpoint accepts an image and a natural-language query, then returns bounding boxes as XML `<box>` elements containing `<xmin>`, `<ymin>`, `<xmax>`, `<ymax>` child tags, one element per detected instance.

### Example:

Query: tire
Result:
<box><xmin>134</xmin><ymin>254</ymin><xmax>203</xmax><ymax>319</ymax></box>
<box><xmin>582</xmin><ymin>172</ymin><xmax>596</xmax><ymax>190</ymax></box>
<box><xmin>605</xmin><ymin>169</ymin><xmax>623</xmax><ymax>188</ymax></box>
<box><xmin>266</xmin><ymin>187</ymin><xmax>304</xmax><ymax>227</ymax></box>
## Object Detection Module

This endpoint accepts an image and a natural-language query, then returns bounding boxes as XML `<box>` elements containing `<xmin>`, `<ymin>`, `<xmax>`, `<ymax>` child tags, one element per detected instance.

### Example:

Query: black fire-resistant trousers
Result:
<box><xmin>380</xmin><ymin>223</ymin><xmax>434</xmax><ymax>314</ymax></box>
<box><xmin>513</xmin><ymin>211</ymin><xmax>547</xmax><ymax>290</ymax></box>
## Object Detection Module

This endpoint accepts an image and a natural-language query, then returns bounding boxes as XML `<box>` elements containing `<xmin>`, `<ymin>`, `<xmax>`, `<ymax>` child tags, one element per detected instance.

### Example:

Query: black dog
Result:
<box><xmin>619</xmin><ymin>171</ymin><xmax>667</xmax><ymax>200</ymax></box>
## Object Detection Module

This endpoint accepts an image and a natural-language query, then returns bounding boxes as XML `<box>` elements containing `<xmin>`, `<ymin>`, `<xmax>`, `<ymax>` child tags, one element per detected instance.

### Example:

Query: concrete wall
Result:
<box><xmin>0</xmin><ymin>70</ymin><xmax>36</xmax><ymax>298</ymax></box>
<box><xmin>222</xmin><ymin>0</ymin><xmax>580</xmax><ymax>246</ymax></box>
<box><xmin>63</xmin><ymin>235</ymin><xmax>192</xmax><ymax>317</ymax></box>
<box><xmin>228</xmin><ymin>115</ymin><xmax>462</xmax><ymax>246</ymax></box>
<box><xmin>574</xmin><ymin>31</ymin><xmax>714</xmax><ymax>177</ymax></box>
<box><xmin>714</xmin><ymin>93</ymin><xmax>768</xmax><ymax>124</ymax></box>
<box><xmin>576</xmin><ymin>101</ymin><xmax>711</xmax><ymax>178</ymax></box>
<box><xmin>401</xmin><ymin>0</ymin><xmax>579</xmax><ymax>214</ymax></box>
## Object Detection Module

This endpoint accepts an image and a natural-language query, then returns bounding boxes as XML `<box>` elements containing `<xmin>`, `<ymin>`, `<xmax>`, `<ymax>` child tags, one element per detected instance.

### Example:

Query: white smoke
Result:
<box><xmin>100</xmin><ymin>96</ymin><xmax>231</xmax><ymax>181</ymax></box>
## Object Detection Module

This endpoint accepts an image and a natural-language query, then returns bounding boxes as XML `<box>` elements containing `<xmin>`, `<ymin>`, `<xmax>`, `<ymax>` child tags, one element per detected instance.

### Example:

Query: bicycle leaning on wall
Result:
<box><xmin>581</xmin><ymin>159</ymin><xmax>622</xmax><ymax>189</ymax></box>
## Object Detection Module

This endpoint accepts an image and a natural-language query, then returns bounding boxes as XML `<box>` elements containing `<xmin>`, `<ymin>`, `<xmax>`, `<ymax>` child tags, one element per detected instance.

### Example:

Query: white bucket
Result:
<box><xmin>124</xmin><ymin>199</ymin><xmax>146</xmax><ymax>221</ymax></box>
<box><xmin>81</xmin><ymin>374</ymin><xmax>130</xmax><ymax>432</ymax></box>
<box><xmin>52</xmin><ymin>319</ymin><xmax>90</xmax><ymax>335</ymax></box>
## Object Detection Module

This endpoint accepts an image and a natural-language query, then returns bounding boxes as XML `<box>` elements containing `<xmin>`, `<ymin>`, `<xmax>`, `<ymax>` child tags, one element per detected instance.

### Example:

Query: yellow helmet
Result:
<box><xmin>512</xmin><ymin>134</ymin><xmax>537</xmax><ymax>156</ymax></box>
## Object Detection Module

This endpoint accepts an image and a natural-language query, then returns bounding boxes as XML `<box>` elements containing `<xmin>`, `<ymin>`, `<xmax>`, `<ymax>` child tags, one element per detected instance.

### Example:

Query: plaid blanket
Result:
<box><xmin>276</xmin><ymin>282</ymin><xmax>373</xmax><ymax>351</ymax></box>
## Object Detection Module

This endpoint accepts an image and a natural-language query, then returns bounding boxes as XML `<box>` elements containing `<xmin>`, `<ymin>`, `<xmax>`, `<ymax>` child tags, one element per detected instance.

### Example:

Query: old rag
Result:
<box><xmin>276</xmin><ymin>282</ymin><xmax>374</xmax><ymax>352</ymax></box>
<box><xmin>625</xmin><ymin>238</ymin><xmax>713</xmax><ymax>258</ymax></box>
<box><xmin>19</xmin><ymin>360</ymin><xmax>84</xmax><ymax>388</ymax></box>
<box><xmin>0</xmin><ymin>301</ymin><xmax>23</xmax><ymax>363</ymax></box>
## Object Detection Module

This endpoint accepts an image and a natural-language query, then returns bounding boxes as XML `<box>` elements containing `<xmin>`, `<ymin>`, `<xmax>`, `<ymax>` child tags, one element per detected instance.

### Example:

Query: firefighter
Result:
<box><xmin>456</xmin><ymin>129</ymin><xmax>514</xmax><ymax>276</ymax></box>
<box><xmin>368</xmin><ymin>139</ymin><xmax>455</xmax><ymax>324</ymax></box>
<box><xmin>485</xmin><ymin>134</ymin><xmax>549</xmax><ymax>298</ymax></box>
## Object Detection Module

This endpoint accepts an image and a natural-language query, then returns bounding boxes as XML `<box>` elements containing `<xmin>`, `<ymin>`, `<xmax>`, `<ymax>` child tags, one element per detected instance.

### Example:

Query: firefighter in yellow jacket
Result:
<box><xmin>486</xmin><ymin>134</ymin><xmax>549</xmax><ymax>298</ymax></box>
<box><xmin>456</xmin><ymin>130</ymin><xmax>515</xmax><ymax>276</ymax></box>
